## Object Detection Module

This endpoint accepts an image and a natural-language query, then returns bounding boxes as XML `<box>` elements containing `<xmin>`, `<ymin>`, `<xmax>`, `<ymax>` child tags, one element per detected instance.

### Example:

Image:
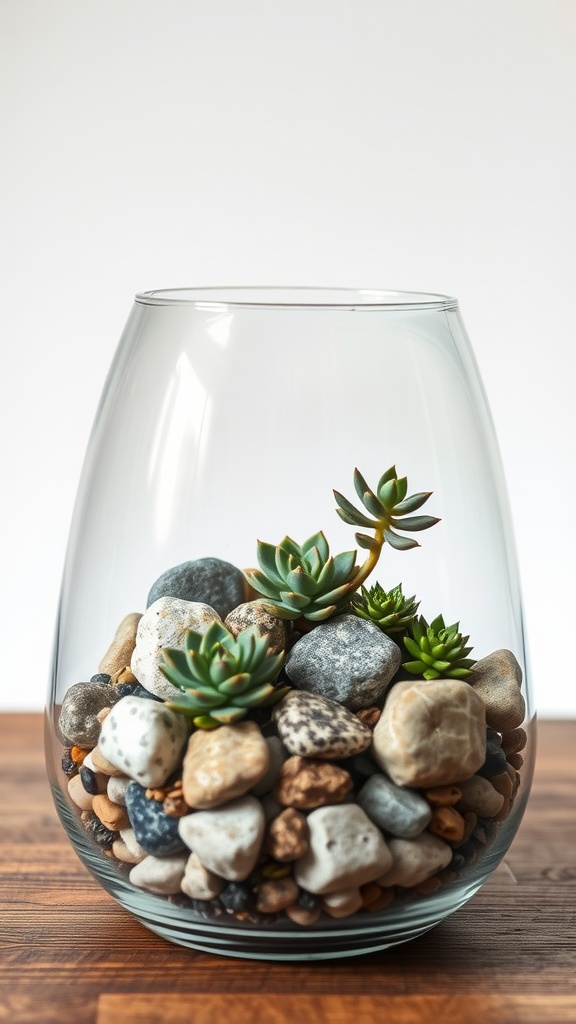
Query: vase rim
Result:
<box><xmin>135</xmin><ymin>286</ymin><xmax>459</xmax><ymax>311</ymax></box>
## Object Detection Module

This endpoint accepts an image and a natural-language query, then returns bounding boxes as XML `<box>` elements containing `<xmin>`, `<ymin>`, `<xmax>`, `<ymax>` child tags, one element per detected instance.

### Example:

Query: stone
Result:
<box><xmin>285</xmin><ymin>903</ymin><xmax>321</xmax><ymax>926</ymax></box>
<box><xmin>467</xmin><ymin>649</ymin><xmax>526</xmax><ymax>732</ymax></box>
<box><xmin>255</xmin><ymin>877</ymin><xmax>299</xmax><ymax>913</ymax></box>
<box><xmin>147</xmin><ymin>557</ymin><xmax>246</xmax><ymax>619</ymax></box>
<box><xmin>112</xmin><ymin>835</ymin><xmax>145</xmax><ymax>865</ymax></box>
<box><xmin>357</xmin><ymin>774</ymin><xmax>432</xmax><ymax>838</ymax></box>
<box><xmin>266</xmin><ymin>807</ymin><xmax>309</xmax><ymax>862</ymax></box>
<box><xmin>58</xmin><ymin>681</ymin><xmax>122</xmax><ymax>747</ymax></box>
<box><xmin>92</xmin><ymin>792</ymin><xmax>130</xmax><ymax>831</ymax></box>
<box><xmin>273</xmin><ymin>690</ymin><xmax>372</xmax><ymax>760</ymax></box>
<box><xmin>428</xmin><ymin>805</ymin><xmax>466</xmax><ymax>843</ymax></box>
<box><xmin>294</xmin><ymin>804</ymin><xmax>392</xmax><ymax>895</ymax></box>
<box><xmin>125</xmin><ymin>782</ymin><xmax>188</xmax><ymax>856</ymax></box>
<box><xmin>285</xmin><ymin>615</ymin><xmax>402</xmax><ymax>710</ymax></box>
<box><xmin>377</xmin><ymin>833</ymin><xmax>453</xmax><ymax>888</ymax></box>
<box><xmin>98</xmin><ymin>612</ymin><xmax>142</xmax><ymax>677</ymax></box>
<box><xmin>98</xmin><ymin>696</ymin><xmax>188</xmax><ymax>788</ymax></box>
<box><xmin>89</xmin><ymin>745</ymin><xmax>126</xmax><ymax>777</ymax></box>
<box><xmin>372</xmin><ymin>679</ymin><xmax>486</xmax><ymax>788</ymax></box>
<box><xmin>178</xmin><ymin>796</ymin><xmax>265</xmax><ymax>881</ymax></box>
<box><xmin>67</xmin><ymin>774</ymin><xmax>93</xmax><ymax>811</ymax></box>
<box><xmin>273</xmin><ymin>756</ymin><xmax>353</xmax><ymax>809</ymax></box>
<box><xmin>119</xmin><ymin>827</ymin><xmax>147</xmax><ymax>862</ymax></box>
<box><xmin>322</xmin><ymin>887</ymin><xmax>363</xmax><ymax>918</ymax></box>
<box><xmin>250</xmin><ymin>736</ymin><xmax>289</xmax><ymax>797</ymax></box>
<box><xmin>131</xmin><ymin>597</ymin><xmax>222</xmax><ymax>700</ymax></box>
<box><xmin>181</xmin><ymin>853</ymin><xmax>225</xmax><ymax>901</ymax></box>
<box><xmin>107</xmin><ymin>774</ymin><xmax>131</xmax><ymax>806</ymax></box>
<box><xmin>182</xmin><ymin>721</ymin><xmax>270</xmax><ymax>809</ymax></box>
<box><xmin>501</xmin><ymin>727</ymin><xmax>527</xmax><ymax>755</ymax></box>
<box><xmin>129</xmin><ymin>853</ymin><xmax>188</xmax><ymax>895</ymax></box>
<box><xmin>225</xmin><ymin>601</ymin><xmax>289</xmax><ymax>656</ymax></box>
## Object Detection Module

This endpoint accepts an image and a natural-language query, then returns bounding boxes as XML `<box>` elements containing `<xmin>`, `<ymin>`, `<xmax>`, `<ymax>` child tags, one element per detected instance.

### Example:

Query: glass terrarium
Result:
<box><xmin>45</xmin><ymin>287</ymin><xmax>534</xmax><ymax>959</ymax></box>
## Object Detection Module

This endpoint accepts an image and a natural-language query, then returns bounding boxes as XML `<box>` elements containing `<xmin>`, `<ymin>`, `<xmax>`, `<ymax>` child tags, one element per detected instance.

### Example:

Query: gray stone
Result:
<box><xmin>181</xmin><ymin>853</ymin><xmax>225</xmax><ymax>901</ymax></box>
<box><xmin>125</xmin><ymin>781</ymin><xmax>188</xmax><ymax>856</ymax></box>
<box><xmin>147</xmin><ymin>557</ymin><xmax>246</xmax><ymax>619</ymax></box>
<box><xmin>98</xmin><ymin>696</ymin><xmax>188</xmax><ymax>788</ymax></box>
<box><xmin>131</xmin><ymin>597</ymin><xmax>222</xmax><ymax>700</ymax></box>
<box><xmin>357</xmin><ymin>774</ymin><xmax>432</xmax><ymax>838</ymax></box>
<box><xmin>58</xmin><ymin>681</ymin><xmax>122</xmax><ymax>747</ymax></box>
<box><xmin>377</xmin><ymin>833</ymin><xmax>453</xmax><ymax>888</ymax></box>
<box><xmin>468</xmin><ymin>649</ymin><xmax>526</xmax><ymax>732</ymax></box>
<box><xmin>272</xmin><ymin>690</ymin><xmax>372</xmax><ymax>760</ymax></box>
<box><xmin>178</xmin><ymin>796</ymin><xmax>265</xmax><ymax>881</ymax></box>
<box><xmin>250</xmin><ymin>736</ymin><xmax>289</xmax><ymax>797</ymax></box>
<box><xmin>294</xmin><ymin>804</ymin><xmax>392</xmax><ymax>894</ymax></box>
<box><xmin>129</xmin><ymin>853</ymin><xmax>188</xmax><ymax>895</ymax></box>
<box><xmin>285</xmin><ymin>615</ymin><xmax>402</xmax><ymax>710</ymax></box>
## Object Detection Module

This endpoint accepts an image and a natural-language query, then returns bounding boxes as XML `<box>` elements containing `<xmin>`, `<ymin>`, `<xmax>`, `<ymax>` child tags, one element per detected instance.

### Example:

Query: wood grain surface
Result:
<box><xmin>0</xmin><ymin>715</ymin><xmax>574</xmax><ymax>1024</ymax></box>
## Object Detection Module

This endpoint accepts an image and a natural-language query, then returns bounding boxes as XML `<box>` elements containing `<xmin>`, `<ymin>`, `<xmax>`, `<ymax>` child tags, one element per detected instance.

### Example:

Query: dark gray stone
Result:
<box><xmin>357</xmin><ymin>774</ymin><xmax>432</xmax><ymax>838</ymax></box>
<box><xmin>147</xmin><ymin>557</ymin><xmax>246</xmax><ymax>619</ymax></box>
<box><xmin>58</xmin><ymin>681</ymin><xmax>122</xmax><ymax>747</ymax></box>
<box><xmin>285</xmin><ymin>614</ymin><xmax>401</xmax><ymax>710</ymax></box>
<box><xmin>125</xmin><ymin>782</ymin><xmax>187</xmax><ymax>856</ymax></box>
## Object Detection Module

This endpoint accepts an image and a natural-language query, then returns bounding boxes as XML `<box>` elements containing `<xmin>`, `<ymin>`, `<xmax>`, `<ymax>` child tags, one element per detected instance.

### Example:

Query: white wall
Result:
<box><xmin>1</xmin><ymin>0</ymin><xmax>574</xmax><ymax>715</ymax></box>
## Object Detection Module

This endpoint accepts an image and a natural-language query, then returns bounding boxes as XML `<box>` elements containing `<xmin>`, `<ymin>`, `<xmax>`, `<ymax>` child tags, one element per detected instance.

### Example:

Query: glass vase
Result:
<box><xmin>45</xmin><ymin>287</ymin><xmax>534</xmax><ymax>960</ymax></box>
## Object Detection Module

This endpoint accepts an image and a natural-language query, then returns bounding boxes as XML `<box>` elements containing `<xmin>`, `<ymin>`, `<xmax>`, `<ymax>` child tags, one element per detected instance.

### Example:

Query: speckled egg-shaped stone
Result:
<box><xmin>272</xmin><ymin>690</ymin><xmax>372</xmax><ymax>760</ymax></box>
<box><xmin>98</xmin><ymin>695</ymin><xmax>188</xmax><ymax>787</ymax></box>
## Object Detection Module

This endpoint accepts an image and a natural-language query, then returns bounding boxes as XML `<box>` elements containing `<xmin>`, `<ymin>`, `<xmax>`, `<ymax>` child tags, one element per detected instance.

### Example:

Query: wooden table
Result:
<box><xmin>1</xmin><ymin>715</ymin><xmax>574</xmax><ymax>1024</ymax></box>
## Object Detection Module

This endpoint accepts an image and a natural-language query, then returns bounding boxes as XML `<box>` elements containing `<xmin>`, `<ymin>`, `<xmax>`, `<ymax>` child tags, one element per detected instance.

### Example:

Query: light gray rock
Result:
<box><xmin>98</xmin><ymin>695</ymin><xmax>188</xmax><ymax>788</ymax></box>
<box><xmin>178</xmin><ymin>796</ymin><xmax>265</xmax><ymax>881</ymax></box>
<box><xmin>131</xmin><ymin>597</ymin><xmax>222</xmax><ymax>700</ymax></box>
<box><xmin>181</xmin><ymin>853</ymin><xmax>225</xmax><ymax>901</ymax></box>
<box><xmin>250</xmin><ymin>736</ymin><xmax>289</xmax><ymax>797</ymax></box>
<box><xmin>129</xmin><ymin>852</ymin><xmax>188</xmax><ymax>895</ymax></box>
<box><xmin>147</xmin><ymin>557</ymin><xmax>246</xmax><ymax>619</ymax></box>
<box><xmin>357</xmin><ymin>774</ymin><xmax>432</xmax><ymax>838</ymax></box>
<box><xmin>285</xmin><ymin>615</ymin><xmax>401</xmax><ymax>710</ymax></box>
<box><xmin>293</xmin><ymin>804</ymin><xmax>392</xmax><ymax>894</ymax></box>
<box><xmin>377</xmin><ymin>833</ymin><xmax>453</xmax><ymax>888</ymax></box>
<box><xmin>272</xmin><ymin>690</ymin><xmax>372</xmax><ymax>760</ymax></box>
<box><xmin>107</xmin><ymin>774</ymin><xmax>131</xmax><ymax>807</ymax></box>
<box><xmin>58</xmin><ymin>681</ymin><xmax>122</xmax><ymax>746</ymax></box>
<box><xmin>468</xmin><ymin>649</ymin><xmax>526</xmax><ymax>732</ymax></box>
<box><xmin>119</xmin><ymin>826</ymin><xmax>147</xmax><ymax>862</ymax></box>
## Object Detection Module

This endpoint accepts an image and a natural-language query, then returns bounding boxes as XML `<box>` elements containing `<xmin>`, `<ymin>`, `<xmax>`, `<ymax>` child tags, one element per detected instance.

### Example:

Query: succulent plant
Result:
<box><xmin>351</xmin><ymin>582</ymin><xmax>419</xmax><ymax>637</ymax></box>
<box><xmin>402</xmin><ymin>614</ymin><xmax>475</xmax><ymax>680</ymax></box>
<box><xmin>245</xmin><ymin>466</ymin><xmax>439</xmax><ymax>623</ymax></box>
<box><xmin>160</xmin><ymin>621</ymin><xmax>288</xmax><ymax>728</ymax></box>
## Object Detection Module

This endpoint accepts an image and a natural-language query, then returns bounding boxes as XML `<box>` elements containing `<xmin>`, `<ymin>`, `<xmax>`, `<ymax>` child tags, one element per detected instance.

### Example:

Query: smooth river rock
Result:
<box><xmin>147</xmin><ymin>557</ymin><xmax>246</xmax><ymax>619</ymax></box>
<box><xmin>98</xmin><ymin>612</ymin><xmax>142</xmax><ymax>677</ymax></box>
<box><xmin>294</xmin><ymin>804</ymin><xmax>392</xmax><ymax>894</ymax></box>
<box><xmin>131</xmin><ymin>597</ymin><xmax>222</xmax><ymax>700</ymax></box>
<box><xmin>182</xmin><ymin>721</ymin><xmax>270</xmax><ymax>809</ymax></box>
<box><xmin>272</xmin><ymin>690</ymin><xmax>372</xmax><ymax>760</ymax></box>
<box><xmin>125</xmin><ymin>781</ymin><xmax>188</xmax><ymax>856</ymax></box>
<box><xmin>357</xmin><ymin>773</ymin><xmax>432</xmax><ymax>837</ymax></box>
<box><xmin>98</xmin><ymin>695</ymin><xmax>188</xmax><ymax>788</ymax></box>
<box><xmin>467</xmin><ymin>649</ymin><xmax>526</xmax><ymax>732</ymax></box>
<box><xmin>178</xmin><ymin>795</ymin><xmax>266</xmax><ymax>881</ymax></box>
<box><xmin>377</xmin><ymin>832</ymin><xmax>453</xmax><ymax>888</ymax></box>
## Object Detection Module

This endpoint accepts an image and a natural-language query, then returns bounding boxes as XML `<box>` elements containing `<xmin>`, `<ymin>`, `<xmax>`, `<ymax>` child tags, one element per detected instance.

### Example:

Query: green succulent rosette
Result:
<box><xmin>351</xmin><ymin>582</ymin><xmax>419</xmax><ymax>637</ymax></box>
<box><xmin>402</xmin><ymin>614</ymin><xmax>475</xmax><ymax>680</ymax></box>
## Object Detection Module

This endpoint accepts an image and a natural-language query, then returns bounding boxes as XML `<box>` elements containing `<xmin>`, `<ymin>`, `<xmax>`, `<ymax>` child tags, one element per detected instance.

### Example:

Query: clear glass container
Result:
<box><xmin>45</xmin><ymin>287</ymin><xmax>534</xmax><ymax>959</ymax></box>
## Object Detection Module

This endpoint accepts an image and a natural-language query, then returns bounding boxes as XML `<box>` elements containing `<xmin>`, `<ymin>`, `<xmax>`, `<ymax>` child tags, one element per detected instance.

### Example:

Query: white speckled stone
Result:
<box><xmin>129</xmin><ymin>852</ymin><xmax>188</xmax><ymax>895</ymax></box>
<box><xmin>98</xmin><ymin>695</ymin><xmax>188</xmax><ymax>787</ymax></box>
<box><xmin>377</xmin><ymin>832</ymin><xmax>453</xmax><ymax>888</ymax></box>
<box><xmin>294</xmin><ymin>804</ymin><xmax>392</xmax><ymax>895</ymax></box>
<box><xmin>273</xmin><ymin>690</ymin><xmax>372</xmax><ymax>760</ymax></box>
<box><xmin>131</xmin><ymin>597</ymin><xmax>222</xmax><ymax>700</ymax></box>
<box><xmin>181</xmin><ymin>853</ymin><xmax>225</xmax><ymax>901</ymax></box>
<box><xmin>178</xmin><ymin>796</ymin><xmax>265</xmax><ymax>881</ymax></box>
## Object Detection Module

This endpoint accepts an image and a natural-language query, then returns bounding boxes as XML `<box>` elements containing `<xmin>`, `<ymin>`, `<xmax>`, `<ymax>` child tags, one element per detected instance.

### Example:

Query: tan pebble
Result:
<box><xmin>99</xmin><ymin>612</ymin><xmax>142</xmax><ymax>676</ymax></box>
<box><xmin>415</xmin><ymin>874</ymin><xmax>442</xmax><ymax>895</ymax></box>
<box><xmin>92</xmin><ymin>793</ymin><xmax>130</xmax><ymax>831</ymax></box>
<box><xmin>456</xmin><ymin>775</ymin><xmax>505</xmax><ymax>818</ymax></box>
<box><xmin>490</xmin><ymin>772</ymin><xmax>513</xmax><ymax>799</ymax></box>
<box><xmin>501</xmin><ymin>727</ymin><xmax>527</xmax><ymax>755</ymax></box>
<box><xmin>360</xmin><ymin>881</ymin><xmax>382</xmax><ymax>908</ymax></box>
<box><xmin>507</xmin><ymin>752</ymin><xmax>524</xmax><ymax>770</ymax></box>
<box><xmin>96</xmin><ymin>707</ymin><xmax>111</xmax><ymax>724</ymax></box>
<box><xmin>285</xmin><ymin>903</ymin><xmax>322</xmax><ymax>926</ymax></box>
<box><xmin>110</xmin><ymin>665</ymin><xmax>138</xmax><ymax>686</ymax></box>
<box><xmin>322</xmin><ymin>887</ymin><xmax>363</xmax><ymax>918</ymax></box>
<box><xmin>112</xmin><ymin>837</ymin><xmax>145</xmax><ymax>865</ymax></box>
<box><xmin>255</xmin><ymin>877</ymin><xmax>299</xmax><ymax>913</ymax></box>
<box><xmin>182</xmin><ymin>721</ymin><xmax>270</xmax><ymax>809</ymax></box>
<box><xmin>365</xmin><ymin>887</ymin><xmax>394</xmax><ymax>912</ymax></box>
<box><xmin>273</xmin><ymin>756</ymin><xmax>353</xmax><ymax>809</ymax></box>
<box><xmin>439</xmin><ymin>870</ymin><xmax>458</xmax><ymax>884</ymax></box>
<box><xmin>456</xmin><ymin>811</ymin><xmax>478</xmax><ymax>846</ymax></box>
<box><xmin>493</xmin><ymin>795</ymin><xmax>511</xmax><ymax>822</ymax></box>
<box><xmin>90</xmin><ymin>745</ymin><xmax>126</xmax><ymax>776</ymax></box>
<box><xmin>356</xmin><ymin>707</ymin><xmax>382</xmax><ymax>729</ymax></box>
<box><xmin>181</xmin><ymin>853</ymin><xmax>224</xmax><ymax>901</ymax></box>
<box><xmin>467</xmin><ymin>649</ymin><xmax>525</xmax><ymax>732</ymax></box>
<box><xmin>428</xmin><ymin>806</ymin><xmax>466</xmax><ymax>843</ymax></box>
<box><xmin>266</xmin><ymin>807</ymin><xmax>309</xmax><ymax>862</ymax></box>
<box><xmin>68</xmin><ymin>774</ymin><xmax>94</xmax><ymax>811</ymax></box>
<box><xmin>424</xmin><ymin>785</ymin><xmax>462</xmax><ymax>807</ymax></box>
<box><xmin>163</xmin><ymin>794</ymin><xmax>190</xmax><ymax>818</ymax></box>
<box><xmin>70</xmin><ymin>746</ymin><xmax>90</xmax><ymax>765</ymax></box>
<box><xmin>225</xmin><ymin>601</ymin><xmax>289</xmax><ymax>656</ymax></box>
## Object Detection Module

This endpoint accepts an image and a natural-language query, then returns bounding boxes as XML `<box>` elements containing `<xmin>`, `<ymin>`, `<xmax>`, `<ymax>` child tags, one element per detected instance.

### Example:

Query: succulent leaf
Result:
<box><xmin>402</xmin><ymin>615</ymin><xmax>475</xmax><ymax>680</ymax></box>
<box><xmin>384</xmin><ymin>528</ymin><xmax>419</xmax><ymax>551</ymax></box>
<box><xmin>351</xmin><ymin>582</ymin><xmax>420</xmax><ymax>638</ymax></box>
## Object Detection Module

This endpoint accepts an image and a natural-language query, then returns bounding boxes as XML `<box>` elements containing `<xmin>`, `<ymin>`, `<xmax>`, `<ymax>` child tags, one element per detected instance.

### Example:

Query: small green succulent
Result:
<box><xmin>351</xmin><ymin>582</ymin><xmax>419</xmax><ymax>637</ymax></box>
<box><xmin>160</xmin><ymin>621</ymin><xmax>288</xmax><ymax>728</ymax></box>
<box><xmin>402</xmin><ymin>614</ymin><xmax>475</xmax><ymax>680</ymax></box>
<box><xmin>245</xmin><ymin>466</ymin><xmax>439</xmax><ymax>623</ymax></box>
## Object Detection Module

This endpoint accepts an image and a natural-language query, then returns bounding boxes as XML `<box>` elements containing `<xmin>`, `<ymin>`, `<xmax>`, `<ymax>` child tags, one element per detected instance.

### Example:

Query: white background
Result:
<box><xmin>1</xmin><ymin>0</ymin><xmax>575</xmax><ymax>715</ymax></box>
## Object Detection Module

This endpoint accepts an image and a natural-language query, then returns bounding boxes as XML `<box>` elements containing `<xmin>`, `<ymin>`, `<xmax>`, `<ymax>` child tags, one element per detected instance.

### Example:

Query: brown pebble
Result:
<box><xmin>415</xmin><ymin>875</ymin><xmax>442</xmax><ymax>895</ymax></box>
<box><xmin>70</xmin><ymin>746</ymin><xmax>90</xmax><ymax>765</ymax></box>
<box><xmin>90</xmin><ymin>745</ymin><xmax>126</xmax><ymax>776</ymax></box>
<box><xmin>365</xmin><ymin>888</ymin><xmax>394</xmax><ymax>912</ymax></box>
<box><xmin>356</xmin><ymin>707</ymin><xmax>382</xmax><ymax>729</ymax></box>
<box><xmin>273</xmin><ymin>756</ymin><xmax>353</xmax><ymax>809</ymax></box>
<box><xmin>110</xmin><ymin>665</ymin><xmax>138</xmax><ymax>685</ymax></box>
<box><xmin>490</xmin><ymin>771</ymin><xmax>513</xmax><ymax>799</ymax></box>
<box><xmin>493</xmin><ymin>795</ymin><xmax>511</xmax><ymax>822</ymax></box>
<box><xmin>285</xmin><ymin>903</ymin><xmax>322</xmax><ymax>926</ymax></box>
<box><xmin>507</xmin><ymin>752</ymin><xmax>524</xmax><ymax>770</ymax></box>
<box><xmin>255</xmin><ymin>877</ymin><xmax>299</xmax><ymax>914</ymax></box>
<box><xmin>458</xmin><ymin>811</ymin><xmax>478</xmax><ymax>846</ymax></box>
<box><xmin>359</xmin><ymin>881</ymin><xmax>382</xmax><ymax>908</ymax></box>
<box><xmin>424</xmin><ymin>785</ymin><xmax>462</xmax><ymax>807</ymax></box>
<box><xmin>501</xmin><ymin>727</ymin><xmax>527</xmax><ymax>755</ymax></box>
<box><xmin>266</xmin><ymin>807</ymin><xmax>309</xmax><ymax>862</ymax></box>
<box><xmin>163</xmin><ymin>794</ymin><xmax>190</xmax><ymax>818</ymax></box>
<box><xmin>68</xmin><ymin>774</ymin><xmax>94</xmax><ymax>811</ymax></box>
<box><xmin>92</xmin><ymin>793</ymin><xmax>130</xmax><ymax>831</ymax></box>
<box><xmin>428</xmin><ymin>806</ymin><xmax>466</xmax><ymax>843</ymax></box>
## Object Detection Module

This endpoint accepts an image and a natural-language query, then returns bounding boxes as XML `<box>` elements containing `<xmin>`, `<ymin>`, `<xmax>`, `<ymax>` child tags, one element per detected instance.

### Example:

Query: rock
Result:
<box><xmin>478</xmin><ymin>730</ymin><xmax>508</xmax><ymax>778</ymax></box>
<box><xmin>255</xmin><ymin>878</ymin><xmax>299</xmax><ymax>913</ymax></box>
<box><xmin>92</xmin><ymin>793</ymin><xmax>130</xmax><ymax>831</ymax></box>
<box><xmin>261</xmin><ymin>794</ymin><xmax>283</xmax><ymax>823</ymax></box>
<box><xmin>118</xmin><ymin>826</ymin><xmax>147</xmax><ymax>862</ymax></box>
<box><xmin>98</xmin><ymin>696</ymin><xmax>188</xmax><ymax>787</ymax></box>
<box><xmin>266</xmin><ymin>807</ymin><xmax>309</xmax><ymax>862</ymax></box>
<box><xmin>181</xmin><ymin>853</ymin><xmax>225</xmax><ymax>901</ymax></box>
<box><xmin>285</xmin><ymin>615</ymin><xmax>401</xmax><ymax>710</ymax></box>
<box><xmin>182</xmin><ymin>721</ymin><xmax>270</xmax><ymax>809</ymax></box>
<box><xmin>131</xmin><ymin>597</ymin><xmax>222</xmax><ymax>701</ymax></box>
<box><xmin>322</xmin><ymin>887</ymin><xmax>363</xmax><ymax>918</ymax></box>
<box><xmin>147</xmin><ymin>558</ymin><xmax>246</xmax><ymax>619</ymax></box>
<box><xmin>88</xmin><ymin>746</ymin><xmax>126</xmax><ymax>777</ymax></box>
<box><xmin>423</xmin><ymin>785</ymin><xmax>462</xmax><ymax>806</ymax></box>
<box><xmin>357</xmin><ymin>774</ymin><xmax>432</xmax><ymax>838</ymax></box>
<box><xmin>428</xmin><ymin>806</ymin><xmax>466</xmax><ymax>843</ymax></box>
<box><xmin>273</xmin><ymin>690</ymin><xmax>372</xmax><ymax>760</ymax></box>
<box><xmin>250</xmin><ymin>736</ymin><xmax>289</xmax><ymax>797</ymax></box>
<box><xmin>129</xmin><ymin>853</ymin><xmax>188</xmax><ymax>895</ymax></box>
<box><xmin>467</xmin><ymin>649</ymin><xmax>526</xmax><ymax>732</ymax></box>
<box><xmin>273</xmin><ymin>756</ymin><xmax>353</xmax><ymax>809</ymax></box>
<box><xmin>178</xmin><ymin>796</ymin><xmax>265</xmax><ymax>881</ymax></box>
<box><xmin>112</xmin><ymin>835</ymin><xmax>145</xmax><ymax>865</ymax></box>
<box><xmin>456</xmin><ymin>774</ymin><xmax>505</xmax><ymax>817</ymax></box>
<box><xmin>58</xmin><ymin>681</ymin><xmax>122</xmax><ymax>747</ymax></box>
<box><xmin>294</xmin><ymin>804</ymin><xmax>392</xmax><ymax>895</ymax></box>
<box><xmin>67</xmin><ymin>774</ymin><xmax>93</xmax><ymax>811</ymax></box>
<box><xmin>98</xmin><ymin>612</ymin><xmax>142</xmax><ymax>677</ymax></box>
<box><xmin>501</xmin><ymin>727</ymin><xmax>527</xmax><ymax>756</ymax></box>
<box><xmin>107</xmin><ymin>775</ymin><xmax>131</xmax><ymax>806</ymax></box>
<box><xmin>377</xmin><ymin>833</ymin><xmax>453</xmax><ymax>888</ymax></box>
<box><xmin>285</xmin><ymin>903</ymin><xmax>322</xmax><ymax>926</ymax></box>
<box><xmin>225</xmin><ymin>601</ymin><xmax>289</xmax><ymax>656</ymax></box>
<box><xmin>125</xmin><ymin>782</ymin><xmax>188</xmax><ymax>856</ymax></box>
<box><xmin>372</xmin><ymin>679</ymin><xmax>486</xmax><ymax>788</ymax></box>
